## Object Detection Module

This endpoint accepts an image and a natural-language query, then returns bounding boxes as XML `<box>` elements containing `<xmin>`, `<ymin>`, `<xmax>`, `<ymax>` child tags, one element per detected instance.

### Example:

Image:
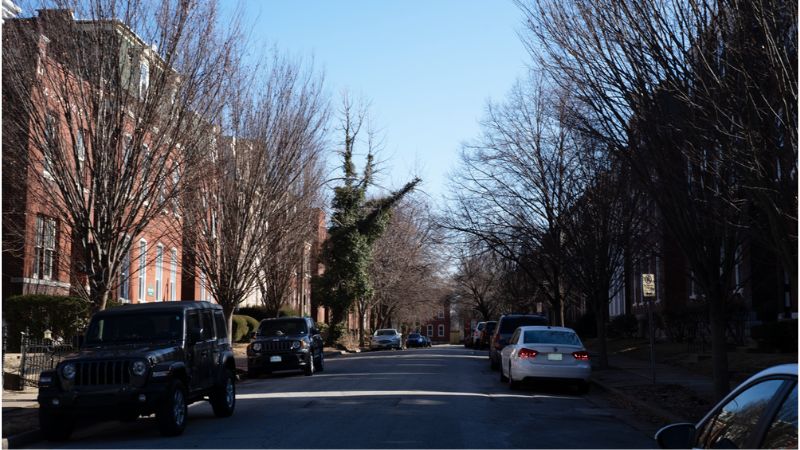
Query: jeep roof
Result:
<box><xmin>92</xmin><ymin>301</ymin><xmax>222</xmax><ymax>317</ymax></box>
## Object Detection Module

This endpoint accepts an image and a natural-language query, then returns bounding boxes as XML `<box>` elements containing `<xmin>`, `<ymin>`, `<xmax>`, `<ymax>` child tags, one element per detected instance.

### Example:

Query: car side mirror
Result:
<box><xmin>188</xmin><ymin>328</ymin><xmax>203</xmax><ymax>345</ymax></box>
<box><xmin>655</xmin><ymin>423</ymin><xmax>696</xmax><ymax>449</ymax></box>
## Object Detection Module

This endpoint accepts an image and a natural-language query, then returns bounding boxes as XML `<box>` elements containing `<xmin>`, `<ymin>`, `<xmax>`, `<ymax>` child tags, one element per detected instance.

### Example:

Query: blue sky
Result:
<box><xmin>225</xmin><ymin>0</ymin><xmax>529</xmax><ymax>202</ymax></box>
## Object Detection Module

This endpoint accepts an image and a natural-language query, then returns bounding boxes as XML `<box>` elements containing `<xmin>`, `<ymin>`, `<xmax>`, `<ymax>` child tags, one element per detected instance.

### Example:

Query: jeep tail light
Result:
<box><xmin>572</xmin><ymin>351</ymin><xmax>589</xmax><ymax>360</ymax></box>
<box><xmin>518</xmin><ymin>348</ymin><xmax>538</xmax><ymax>359</ymax></box>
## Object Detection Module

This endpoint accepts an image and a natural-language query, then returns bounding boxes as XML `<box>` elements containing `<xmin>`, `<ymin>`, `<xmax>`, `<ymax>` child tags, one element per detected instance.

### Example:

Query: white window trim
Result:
<box><xmin>438</xmin><ymin>324</ymin><xmax>445</xmax><ymax>337</ymax></box>
<box><xmin>155</xmin><ymin>244</ymin><xmax>163</xmax><ymax>302</ymax></box>
<box><xmin>170</xmin><ymin>248</ymin><xmax>177</xmax><ymax>301</ymax></box>
<box><xmin>119</xmin><ymin>235</ymin><xmax>132</xmax><ymax>303</ymax></box>
<box><xmin>138</xmin><ymin>239</ymin><xmax>147</xmax><ymax>302</ymax></box>
<box><xmin>427</xmin><ymin>325</ymin><xmax>433</xmax><ymax>337</ymax></box>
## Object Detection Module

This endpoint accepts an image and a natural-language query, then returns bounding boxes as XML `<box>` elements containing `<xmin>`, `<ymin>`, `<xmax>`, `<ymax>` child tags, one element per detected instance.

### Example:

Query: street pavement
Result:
<box><xmin>18</xmin><ymin>345</ymin><xmax>655</xmax><ymax>449</ymax></box>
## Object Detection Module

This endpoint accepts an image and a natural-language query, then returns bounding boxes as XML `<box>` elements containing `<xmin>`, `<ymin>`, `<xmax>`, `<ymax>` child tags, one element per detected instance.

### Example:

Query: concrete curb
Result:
<box><xmin>590</xmin><ymin>378</ymin><xmax>688</xmax><ymax>425</ymax></box>
<box><xmin>2</xmin><ymin>428</ymin><xmax>42</xmax><ymax>450</ymax></box>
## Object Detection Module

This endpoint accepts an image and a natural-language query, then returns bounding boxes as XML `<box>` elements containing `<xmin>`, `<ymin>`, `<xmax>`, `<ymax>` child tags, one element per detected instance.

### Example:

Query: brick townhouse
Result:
<box><xmin>2</xmin><ymin>9</ymin><xmax>184</xmax><ymax>303</ymax></box>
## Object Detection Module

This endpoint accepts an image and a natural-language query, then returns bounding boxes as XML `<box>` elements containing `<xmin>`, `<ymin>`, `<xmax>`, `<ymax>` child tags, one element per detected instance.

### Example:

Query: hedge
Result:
<box><xmin>231</xmin><ymin>314</ymin><xmax>259</xmax><ymax>342</ymax></box>
<box><xmin>751</xmin><ymin>320</ymin><xmax>798</xmax><ymax>353</ymax></box>
<box><xmin>237</xmin><ymin>306</ymin><xmax>270</xmax><ymax>321</ymax></box>
<box><xmin>3</xmin><ymin>295</ymin><xmax>92</xmax><ymax>351</ymax></box>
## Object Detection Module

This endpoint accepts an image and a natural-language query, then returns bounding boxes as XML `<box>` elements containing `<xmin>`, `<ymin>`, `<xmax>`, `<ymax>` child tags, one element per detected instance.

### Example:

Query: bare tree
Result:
<box><xmin>369</xmin><ymin>197</ymin><xmax>444</xmax><ymax>330</ymax></box>
<box><xmin>183</xmin><ymin>56</ymin><xmax>328</xmax><ymax>338</ymax></box>
<box><xmin>442</xmin><ymin>73</ymin><xmax>584</xmax><ymax>326</ymax></box>
<box><xmin>451</xmin><ymin>250</ymin><xmax>503</xmax><ymax>322</ymax></box>
<box><xmin>3</xmin><ymin>0</ymin><xmax>240</xmax><ymax>311</ymax></box>
<box><xmin>520</xmin><ymin>0</ymin><xmax>795</xmax><ymax>398</ymax></box>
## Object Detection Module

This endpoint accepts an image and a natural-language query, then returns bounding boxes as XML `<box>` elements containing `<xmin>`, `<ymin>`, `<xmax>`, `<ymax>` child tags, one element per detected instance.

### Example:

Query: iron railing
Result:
<box><xmin>19</xmin><ymin>333</ymin><xmax>75</xmax><ymax>387</ymax></box>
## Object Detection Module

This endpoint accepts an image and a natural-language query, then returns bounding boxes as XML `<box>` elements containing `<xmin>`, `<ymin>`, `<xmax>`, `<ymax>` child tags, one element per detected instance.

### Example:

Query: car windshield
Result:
<box><xmin>499</xmin><ymin>316</ymin><xmax>548</xmax><ymax>333</ymax></box>
<box><xmin>86</xmin><ymin>312</ymin><xmax>183</xmax><ymax>344</ymax></box>
<box><xmin>375</xmin><ymin>330</ymin><xmax>397</xmax><ymax>336</ymax></box>
<box><xmin>258</xmin><ymin>319</ymin><xmax>307</xmax><ymax>337</ymax></box>
<box><xmin>523</xmin><ymin>330</ymin><xmax>582</xmax><ymax>346</ymax></box>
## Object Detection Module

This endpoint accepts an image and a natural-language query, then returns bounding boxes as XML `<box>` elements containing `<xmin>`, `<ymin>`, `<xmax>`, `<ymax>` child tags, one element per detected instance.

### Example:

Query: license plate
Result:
<box><xmin>547</xmin><ymin>353</ymin><xmax>563</xmax><ymax>361</ymax></box>
<box><xmin>269</xmin><ymin>356</ymin><xmax>281</xmax><ymax>363</ymax></box>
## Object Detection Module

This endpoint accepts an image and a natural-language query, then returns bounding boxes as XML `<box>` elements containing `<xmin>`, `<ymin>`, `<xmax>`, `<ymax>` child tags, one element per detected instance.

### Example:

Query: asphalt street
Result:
<box><xmin>26</xmin><ymin>345</ymin><xmax>656</xmax><ymax>448</ymax></box>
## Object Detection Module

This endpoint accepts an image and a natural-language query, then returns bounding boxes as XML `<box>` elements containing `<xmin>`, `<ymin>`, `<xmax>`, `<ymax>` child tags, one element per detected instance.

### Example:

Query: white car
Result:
<box><xmin>370</xmin><ymin>329</ymin><xmax>403</xmax><ymax>350</ymax></box>
<box><xmin>471</xmin><ymin>322</ymin><xmax>486</xmax><ymax>347</ymax></box>
<box><xmin>499</xmin><ymin>325</ymin><xmax>591</xmax><ymax>393</ymax></box>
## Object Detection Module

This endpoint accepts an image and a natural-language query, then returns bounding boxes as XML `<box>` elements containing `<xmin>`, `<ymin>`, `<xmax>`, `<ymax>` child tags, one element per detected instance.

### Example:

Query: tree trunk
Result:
<box><xmin>89</xmin><ymin>279</ymin><xmax>111</xmax><ymax>313</ymax></box>
<box><xmin>594</xmin><ymin>293</ymin><xmax>609</xmax><ymax>369</ymax></box>
<box><xmin>708</xmin><ymin>288</ymin><xmax>731</xmax><ymax>401</ymax></box>
<box><xmin>357</xmin><ymin>302</ymin><xmax>366</xmax><ymax>348</ymax></box>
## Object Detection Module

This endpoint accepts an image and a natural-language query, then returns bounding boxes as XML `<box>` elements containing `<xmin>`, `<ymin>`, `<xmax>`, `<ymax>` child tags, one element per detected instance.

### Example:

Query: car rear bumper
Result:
<box><xmin>512</xmin><ymin>361</ymin><xmax>591</xmax><ymax>382</ymax></box>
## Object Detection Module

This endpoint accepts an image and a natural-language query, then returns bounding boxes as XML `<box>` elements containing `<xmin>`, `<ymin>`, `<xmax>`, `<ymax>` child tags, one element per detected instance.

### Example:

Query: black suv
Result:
<box><xmin>246</xmin><ymin>317</ymin><xmax>324</xmax><ymax>377</ymax></box>
<box><xmin>488</xmin><ymin>314</ymin><xmax>549</xmax><ymax>370</ymax></box>
<box><xmin>37</xmin><ymin>301</ymin><xmax>237</xmax><ymax>440</ymax></box>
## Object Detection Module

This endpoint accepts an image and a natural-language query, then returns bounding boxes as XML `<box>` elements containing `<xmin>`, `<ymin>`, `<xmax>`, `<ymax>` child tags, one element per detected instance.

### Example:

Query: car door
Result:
<box><xmin>308</xmin><ymin>318</ymin><xmax>322</xmax><ymax>358</ymax></box>
<box><xmin>694</xmin><ymin>377</ymin><xmax>791</xmax><ymax>448</ymax></box>
<box><xmin>502</xmin><ymin>329</ymin><xmax>520</xmax><ymax>370</ymax></box>
<box><xmin>187</xmin><ymin>310</ymin><xmax>215</xmax><ymax>391</ymax></box>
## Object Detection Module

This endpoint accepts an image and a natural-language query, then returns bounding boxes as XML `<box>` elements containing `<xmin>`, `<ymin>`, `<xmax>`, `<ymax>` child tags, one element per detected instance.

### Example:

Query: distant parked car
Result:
<box><xmin>478</xmin><ymin>321</ymin><xmax>497</xmax><ymax>349</ymax></box>
<box><xmin>471</xmin><ymin>322</ymin><xmax>486</xmax><ymax>348</ymax></box>
<box><xmin>370</xmin><ymin>329</ymin><xmax>403</xmax><ymax>350</ymax></box>
<box><xmin>499</xmin><ymin>326</ymin><xmax>591</xmax><ymax>393</ymax></box>
<box><xmin>489</xmin><ymin>314</ymin><xmax>549</xmax><ymax>370</ymax></box>
<box><xmin>422</xmin><ymin>335</ymin><xmax>432</xmax><ymax>347</ymax></box>
<box><xmin>406</xmin><ymin>333</ymin><xmax>426</xmax><ymax>348</ymax></box>
<box><xmin>655</xmin><ymin>364</ymin><xmax>797</xmax><ymax>449</ymax></box>
<box><xmin>247</xmin><ymin>317</ymin><xmax>324</xmax><ymax>378</ymax></box>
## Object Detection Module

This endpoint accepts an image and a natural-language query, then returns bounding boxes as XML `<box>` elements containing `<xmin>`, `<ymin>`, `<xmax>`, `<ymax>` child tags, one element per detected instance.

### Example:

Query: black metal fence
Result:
<box><xmin>19</xmin><ymin>333</ymin><xmax>76</xmax><ymax>387</ymax></box>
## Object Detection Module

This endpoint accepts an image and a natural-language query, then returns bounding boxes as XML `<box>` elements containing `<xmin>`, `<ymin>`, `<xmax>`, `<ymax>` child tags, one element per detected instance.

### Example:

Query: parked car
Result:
<box><xmin>370</xmin><ymin>329</ymin><xmax>403</xmax><ymax>350</ymax></box>
<box><xmin>471</xmin><ymin>322</ymin><xmax>486</xmax><ymax>348</ymax></box>
<box><xmin>422</xmin><ymin>335</ymin><xmax>432</xmax><ymax>347</ymax></box>
<box><xmin>479</xmin><ymin>321</ymin><xmax>497</xmax><ymax>349</ymax></box>
<box><xmin>655</xmin><ymin>364</ymin><xmax>797</xmax><ymax>449</ymax></box>
<box><xmin>247</xmin><ymin>317</ymin><xmax>324</xmax><ymax>378</ymax></box>
<box><xmin>489</xmin><ymin>314</ymin><xmax>549</xmax><ymax>370</ymax></box>
<box><xmin>37</xmin><ymin>301</ymin><xmax>237</xmax><ymax>441</ymax></box>
<box><xmin>499</xmin><ymin>326</ymin><xmax>590</xmax><ymax>393</ymax></box>
<box><xmin>406</xmin><ymin>333</ymin><xmax>426</xmax><ymax>348</ymax></box>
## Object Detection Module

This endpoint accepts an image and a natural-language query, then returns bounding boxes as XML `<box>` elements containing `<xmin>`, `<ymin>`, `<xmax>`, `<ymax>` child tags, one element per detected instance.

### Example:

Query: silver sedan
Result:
<box><xmin>499</xmin><ymin>325</ymin><xmax>591</xmax><ymax>393</ymax></box>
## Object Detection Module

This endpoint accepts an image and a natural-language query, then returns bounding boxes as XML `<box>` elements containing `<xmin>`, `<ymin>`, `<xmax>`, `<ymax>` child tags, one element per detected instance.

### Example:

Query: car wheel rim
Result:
<box><xmin>174</xmin><ymin>389</ymin><xmax>185</xmax><ymax>425</ymax></box>
<box><xmin>225</xmin><ymin>377</ymin><xmax>234</xmax><ymax>407</ymax></box>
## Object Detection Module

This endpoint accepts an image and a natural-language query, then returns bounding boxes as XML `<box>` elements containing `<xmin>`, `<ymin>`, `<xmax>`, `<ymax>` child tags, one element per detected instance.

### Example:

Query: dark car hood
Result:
<box><xmin>69</xmin><ymin>342</ymin><xmax>183</xmax><ymax>364</ymax></box>
<box><xmin>253</xmin><ymin>334</ymin><xmax>307</xmax><ymax>342</ymax></box>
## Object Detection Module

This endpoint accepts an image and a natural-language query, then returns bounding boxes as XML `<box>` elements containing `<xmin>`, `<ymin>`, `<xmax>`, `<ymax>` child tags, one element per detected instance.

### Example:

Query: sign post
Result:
<box><xmin>642</xmin><ymin>273</ymin><xmax>656</xmax><ymax>385</ymax></box>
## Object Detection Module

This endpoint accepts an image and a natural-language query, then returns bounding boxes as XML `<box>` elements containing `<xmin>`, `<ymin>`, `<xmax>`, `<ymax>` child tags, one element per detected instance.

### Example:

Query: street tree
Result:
<box><xmin>315</xmin><ymin>97</ymin><xmax>420</xmax><ymax>346</ymax></box>
<box><xmin>183</xmin><ymin>56</ymin><xmax>327</xmax><ymax>339</ymax></box>
<box><xmin>520</xmin><ymin>0</ymin><xmax>796</xmax><ymax>398</ymax></box>
<box><xmin>2</xmin><ymin>0</ymin><xmax>240</xmax><ymax>311</ymax></box>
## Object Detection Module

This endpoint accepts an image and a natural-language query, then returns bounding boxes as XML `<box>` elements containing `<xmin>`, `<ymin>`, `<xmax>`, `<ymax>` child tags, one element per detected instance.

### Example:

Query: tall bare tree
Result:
<box><xmin>442</xmin><ymin>73</ymin><xmax>584</xmax><ymax>326</ymax></box>
<box><xmin>183</xmin><ymin>56</ymin><xmax>328</xmax><ymax>338</ymax></box>
<box><xmin>521</xmin><ymin>0</ymin><xmax>796</xmax><ymax>398</ymax></box>
<box><xmin>3</xmin><ymin>0</ymin><xmax>241</xmax><ymax>311</ymax></box>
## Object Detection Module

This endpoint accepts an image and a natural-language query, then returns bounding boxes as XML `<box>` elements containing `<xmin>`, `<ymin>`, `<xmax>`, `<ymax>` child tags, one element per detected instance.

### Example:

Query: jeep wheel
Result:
<box><xmin>316</xmin><ymin>351</ymin><xmax>325</xmax><ymax>372</ymax></box>
<box><xmin>157</xmin><ymin>380</ymin><xmax>188</xmax><ymax>436</ymax></box>
<box><xmin>40</xmin><ymin>409</ymin><xmax>74</xmax><ymax>441</ymax></box>
<box><xmin>210</xmin><ymin>369</ymin><xmax>236</xmax><ymax>417</ymax></box>
<box><xmin>304</xmin><ymin>353</ymin><xmax>315</xmax><ymax>376</ymax></box>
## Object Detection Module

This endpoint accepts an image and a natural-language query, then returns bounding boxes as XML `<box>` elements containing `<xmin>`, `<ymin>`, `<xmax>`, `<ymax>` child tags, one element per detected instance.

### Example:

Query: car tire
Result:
<box><xmin>304</xmin><ymin>353</ymin><xmax>315</xmax><ymax>376</ymax></box>
<box><xmin>210</xmin><ymin>369</ymin><xmax>236</xmax><ymax>418</ymax></box>
<box><xmin>316</xmin><ymin>351</ymin><xmax>325</xmax><ymax>372</ymax></box>
<box><xmin>500</xmin><ymin>364</ymin><xmax>508</xmax><ymax>382</ymax></box>
<box><xmin>508</xmin><ymin>364</ymin><xmax>521</xmax><ymax>390</ymax></box>
<box><xmin>157</xmin><ymin>379</ymin><xmax>188</xmax><ymax>437</ymax></box>
<box><xmin>40</xmin><ymin>409</ymin><xmax>74</xmax><ymax>441</ymax></box>
<box><xmin>577</xmin><ymin>380</ymin><xmax>590</xmax><ymax>394</ymax></box>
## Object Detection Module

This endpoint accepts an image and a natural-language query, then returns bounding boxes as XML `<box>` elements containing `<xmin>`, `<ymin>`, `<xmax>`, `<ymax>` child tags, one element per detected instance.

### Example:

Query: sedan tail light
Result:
<box><xmin>572</xmin><ymin>351</ymin><xmax>589</xmax><ymax>360</ymax></box>
<box><xmin>518</xmin><ymin>348</ymin><xmax>538</xmax><ymax>359</ymax></box>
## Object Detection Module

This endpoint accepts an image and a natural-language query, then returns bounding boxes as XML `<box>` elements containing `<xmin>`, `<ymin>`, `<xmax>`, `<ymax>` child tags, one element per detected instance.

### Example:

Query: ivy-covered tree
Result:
<box><xmin>315</xmin><ymin>99</ymin><xmax>420</xmax><ymax>346</ymax></box>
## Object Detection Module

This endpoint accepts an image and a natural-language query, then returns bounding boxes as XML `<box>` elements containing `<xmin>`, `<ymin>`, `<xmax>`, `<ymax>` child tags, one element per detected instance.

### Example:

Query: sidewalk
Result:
<box><xmin>2</xmin><ymin>387</ymin><xmax>40</xmax><ymax>449</ymax></box>
<box><xmin>589</xmin><ymin>351</ymin><xmax>715</xmax><ymax>426</ymax></box>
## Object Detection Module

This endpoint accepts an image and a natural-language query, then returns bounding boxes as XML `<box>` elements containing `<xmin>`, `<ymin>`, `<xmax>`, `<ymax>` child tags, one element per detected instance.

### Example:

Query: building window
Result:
<box><xmin>138</xmin><ymin>240</ymin><xmax>147</xmax><ymax>302</ymax></box>
<box><xmin>33</xmin><ymin>215</ymin><xmax>57</xmax><ymax>280</ymax></box>
<box><xmin>438</xmin><ymin>310</ymin><xmax>445</xmax><ymax>319</ymax></box>
<box><xmin>200</xmin><ymin>271</ymin><xmax>207</xmax><ymax>301</ymax></box>
<box><xmin>170</xmin><ymin>248</ymin><xmax>177</xmax><ymax>301</ymax></box>
<box><xmin>139</xmin><ymin>60</ymin><xmax>149</xmax><ymax>99</ymax></box>
<box><xmin>172</xmin><ymin>169</ymin><xmax>180</xmax><ymax>215</ymax></box>
<box><xmin>155</xmin><ymin>244</ymin><xmax>163</xmax><ymax>301</ymax></box>
<box><xmin>438</xmin><ymin>324</ymin><xmax>445</xmax><ymax>337</ymax></box>
<box><xmin>119</xmin><ymin>242</ymin><xmax>131</xmax><ymax>302</ymax></box>
<box><xmin>43</xmin><ymin>114</ymin><xmax>56</xmax><ymax>176</ymax></box>
<box><xmin>427</xmin><ymin>325</ymin><xmax>433</xmax><ymax>337</ymax></box>
<box><xmin>76</xmin><ymin>129</ymin><xmax>86</xmax><ymax>173</ymax></box>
